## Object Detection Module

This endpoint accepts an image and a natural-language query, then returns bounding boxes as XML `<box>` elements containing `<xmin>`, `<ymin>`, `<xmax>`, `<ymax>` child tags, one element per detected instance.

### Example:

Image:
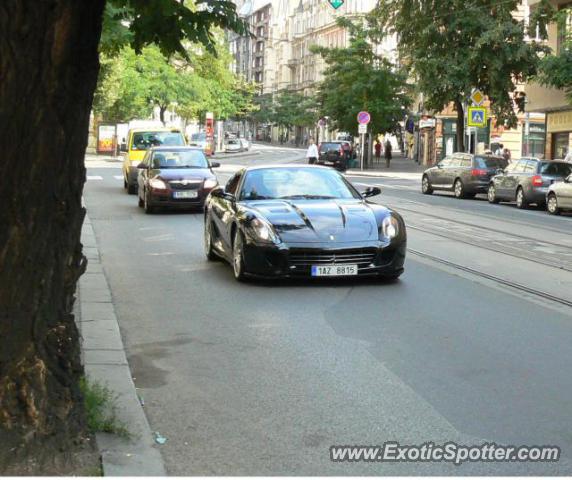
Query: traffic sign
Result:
<box><xmin>328</xmin><ymin>0</ymin><xmax>344</xmax><ymax>9</ymax></box>
<box><xmin>358</xmin><ymin>124</ymin><xmax>367</xmax><ymax>134</ymax></box>
<box><xmin>468</xmin><ymin>107</ymin><xmax>487</xmax><ymax>128</ymax></box>
<box><xmin>357</xmin><ymin>111</ymin><xmax>370</xmax><ymax>124</ymax></box>
<box><xmin>470</xmin><ymin>90</ymin><xmax>485</xmax><ymax>106</ymax></box>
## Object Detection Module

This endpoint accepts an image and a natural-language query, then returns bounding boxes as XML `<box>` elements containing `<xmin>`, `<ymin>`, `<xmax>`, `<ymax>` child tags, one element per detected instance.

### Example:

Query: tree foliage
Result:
<box><xmin>372</xmin><ymin>0</ymin><xmax>549</xmax><ymax>148</ymax></box>
<box><xmin>270</xmin><ymin>91</ymin><xmax>318</xmax><ymax>129</ymax></box>
<box><xmin>313</xmin><ymin>18</ymin><xmax>411</xmax><ymax>136</ymax></box>
<box><xmin>535</xmin><ymin>5</ymin><xmax>572</xmax><ymax>103</ymax></box>
<box><xmin>94</xmin><ymin>42</ymin><xmax>257</xmax><ymax>124</ymax></box>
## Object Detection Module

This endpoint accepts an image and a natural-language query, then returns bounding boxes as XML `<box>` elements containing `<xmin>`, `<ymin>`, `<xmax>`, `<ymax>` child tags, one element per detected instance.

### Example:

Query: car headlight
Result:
<box><xmin>246</xmin><ymin>217</ymin><xmax>281</xmax><ymax>244</ymax></box>
<box><xmin>149</xmin><ymin>178</ymin><xmax>167</xmax><ymax>190</ymax></box>
<box><xmin>204</xmin><ymin>178</ymin><xmax>218</xmax><ymax>189</ymax></box>
<box><xmin>381</xmin><ymin>216</ymin><xmax>399</xmax><ymax>241</ymax></box>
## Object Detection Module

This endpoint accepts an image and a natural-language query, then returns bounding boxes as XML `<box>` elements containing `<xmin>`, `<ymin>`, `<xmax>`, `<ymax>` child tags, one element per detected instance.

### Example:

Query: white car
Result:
<box><xmin>225</xmin><ymin>139</ymin><xmax>243</xmax><ymax>153</ymax></box>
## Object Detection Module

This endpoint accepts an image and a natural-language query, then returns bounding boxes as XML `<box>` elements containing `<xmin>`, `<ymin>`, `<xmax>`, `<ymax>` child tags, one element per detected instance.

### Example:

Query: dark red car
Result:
<box><xmin>136</xmin><ymin>146</ymin><xmax>220</xmax><ymax>213</ymax></box>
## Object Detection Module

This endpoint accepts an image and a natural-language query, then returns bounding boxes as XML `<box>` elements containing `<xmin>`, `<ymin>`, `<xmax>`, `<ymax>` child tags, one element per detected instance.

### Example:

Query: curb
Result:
<box><xmin>78</xmin><ymin>215</ymin><xmax>166</xmax><ymax>476</ymax></box>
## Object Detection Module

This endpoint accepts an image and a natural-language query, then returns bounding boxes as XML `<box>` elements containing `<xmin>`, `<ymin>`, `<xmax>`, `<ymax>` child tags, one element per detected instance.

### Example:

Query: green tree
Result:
<box><xmin>271</xmin><ymin>91</ymin><xmax>318</xmax><ymax>130</ymax></box>
<box><xmin>0</xmin><ymin>0</ymin><xmax>245</xmax><ymax>466</ymax></box>
<box><xmin>372</xmin><ymin>0</ymin><xmax>549</xmax><ymax>151</ymax></box>
<box><xmin>535</xmin><ymin>5</ymin><xmax>572</xmax><ymax>102</ymax></box>
<box><xmin>312</xmin><ymin>19</ymin><xmax>410</xmax><ymax>138</ymax></box>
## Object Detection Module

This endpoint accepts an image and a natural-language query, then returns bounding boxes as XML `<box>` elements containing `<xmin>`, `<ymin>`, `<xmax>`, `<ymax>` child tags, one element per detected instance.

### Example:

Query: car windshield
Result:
<box><xmin>151</xmin><ymin>150</ymin><xmax>208</xmax><ymax>168</ymax></box>
<box><xmin>227</xmin><ymin>140</ymin><xmax>239</xmax><ymax>145</ymax></box>
<box><xmin>476</xmin><ymin>157</ymin><xmax>508</xmax><ymax>169</ymax></box>
<box><xmin>239</xmin><ymin>168</ymin><xmax>358</xmax><ymax>200</ymax></box>
<box><xmin>540</xmin><ymin>162</ymin><xmax>572</xmax><ymax>176</ymax></box>
<box><xmin>190</xmin><ymin>133</ymin><xmax>206</xmax><ymax>141</ymax></box>
<box><xmin>131</xmin><ymin>131</ymin><xmax>185</xmax><ymax>150</ymax></box>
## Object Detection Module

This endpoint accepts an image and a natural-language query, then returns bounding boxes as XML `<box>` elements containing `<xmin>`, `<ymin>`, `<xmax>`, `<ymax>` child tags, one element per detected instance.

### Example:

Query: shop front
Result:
<box><xmin>546</xmin><ymin>110</ymin><xmax>572</xmax><ymax>160</ymax></box>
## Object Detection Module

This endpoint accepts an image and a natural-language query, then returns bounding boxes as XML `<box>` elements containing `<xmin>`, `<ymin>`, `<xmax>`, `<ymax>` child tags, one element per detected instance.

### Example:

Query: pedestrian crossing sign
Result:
<box><xmin>468</xmin><ymin>107</ymin><xmax>487</xmax><ymax>128</ymax></box>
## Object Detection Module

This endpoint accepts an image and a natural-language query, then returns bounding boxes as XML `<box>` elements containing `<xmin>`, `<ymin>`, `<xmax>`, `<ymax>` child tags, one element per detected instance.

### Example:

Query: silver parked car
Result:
<box><xmin>488</xmin><ymin>158</ymin><xmax>572</xmax><ymax>209</ymax></box>
<box><xmin>422</xmin><ymin>153</ymin><xmax>508</xmax><ymax>198</ymax></box>
<box><xmin>546</xmin><ymin>173</ymin><xmax>572</xmax><ymax>215</ymax></box>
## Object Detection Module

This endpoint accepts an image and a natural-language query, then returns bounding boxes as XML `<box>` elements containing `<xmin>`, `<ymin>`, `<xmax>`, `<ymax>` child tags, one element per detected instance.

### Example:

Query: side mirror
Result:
<box><xmin>362</xmin><ymin>186</ymin><xmax>381</xmax><ymax>198</ymax></box>
<box><xmin>566</xmin><ymin>174</ymin><xmax>572</xmax><ymax>183</ymax></box>
<box><xmin>210</xmin><ymin>161</ymin><xmax>221</xmax><ymax>168</ymax></box>
<box><xmin>137</xmin><ymin>162</ymin><xmax>148</xmax><ymax>169</ymax></box>
<box><xmin>496</xmin><ymin>168</ymin><xmax>504</xmax><ymax>175</ymax></box>
<box><xmin>436</xmin><ymin>163</ymin><xmax>443</xmax><ymax>169</ymax></box>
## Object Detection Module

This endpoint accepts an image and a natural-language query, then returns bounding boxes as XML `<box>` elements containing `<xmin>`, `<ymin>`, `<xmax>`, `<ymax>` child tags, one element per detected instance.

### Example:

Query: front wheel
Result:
<box><xmin>547</xmin><ymin>194</ymin><xmax>560</xmax><ymax>215</ymax></box>
<box><xmin>453</xmin><ymin>179</ymin><xmax>465</xmax><ymax>199</ymax></box>
<box><xmin>204</xmin><ymin>215</ymin><xmax>218</xmax><ymax>260</ymax></box>
<box><xmin>144</xmin><ymin>190</ymin><xmax>155</xmax><ymax>214</ymax></box>
<box><xmin>232</xmin><ymin>230</ymin><xmax>248</xmax><ymax>282</ymax></box>
<box><xmin>421</xmin><ymin>175</ymin><xmax>433</xmax><ymax>195</ymax></box>
<box><xmin>515</xmin><ymin>187</ymin><xmax>528</xmax><ymax>209</ymax></box>
<box><xmin>487</xmin><ymin>184</ymin><xmax>499</xmax><ymax>204</ymax></box>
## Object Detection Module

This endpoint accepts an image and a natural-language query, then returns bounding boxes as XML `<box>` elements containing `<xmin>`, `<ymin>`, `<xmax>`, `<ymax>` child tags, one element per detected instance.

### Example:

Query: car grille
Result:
<box><xmin>289</xmin><ymin>248</ymin><xmax>377</xmax><ymax>267</ymax></box>
<box><xmin>168</xmin><ymin>180</ymin><xmax>202</xmax><ymax>190</ymax></box>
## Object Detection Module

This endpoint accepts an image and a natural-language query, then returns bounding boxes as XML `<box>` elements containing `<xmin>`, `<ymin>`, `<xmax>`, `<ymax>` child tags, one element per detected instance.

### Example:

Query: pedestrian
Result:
<box><xmin>502</xmin><ymin>147</ymin><xmax>511</xmax><ymax>162</ymax></box>
<box><xmin>384</xmin><ymin>138</ymin><xmax>392</xmax><ymax>168</ymax></box>
<box><xmin>495</xmin><ymin>143</ymin><xmax>504</xmax><ymax>156</ymax></box>
<box><xmin>306</xmin><ymin>138</ymin><xmax>319</xmax><ymax>165</ymax></box>
<box><xmin>374</xmin><ymin>140</ymin><xmax>382</xmax><ymax>163</ymax></box>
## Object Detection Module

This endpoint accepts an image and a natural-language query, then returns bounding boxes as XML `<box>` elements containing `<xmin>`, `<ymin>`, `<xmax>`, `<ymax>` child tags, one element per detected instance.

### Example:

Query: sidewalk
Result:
<box><xmin>347</xmin><ymin>153</ymin><xmax>426</xmax><ymax>180</ymax></box>
<box><xmin>77</xmin><ymin>216</ymin><xmax>166</xmax><ymax>476</ymax></box>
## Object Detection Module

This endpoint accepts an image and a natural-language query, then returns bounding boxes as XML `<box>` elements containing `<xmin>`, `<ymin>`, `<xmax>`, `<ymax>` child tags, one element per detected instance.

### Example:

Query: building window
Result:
<box><xmin>553</xmin><ymin>132</ymin><xmax>570</xmax><ymax>159</ymax></box>
<box><xmin>522</xmin><ymin>123</ymin><xmax>546</xmax><ymax>158</ymax></box>
<box><xmin>557</xmin><ymin>5</ymin><xmax>572</xmax><ymax>54</ymax></box>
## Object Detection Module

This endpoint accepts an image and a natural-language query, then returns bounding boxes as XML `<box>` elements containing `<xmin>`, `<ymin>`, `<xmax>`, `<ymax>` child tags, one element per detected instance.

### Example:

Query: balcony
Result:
<box><xmin>287</xmin><ymin>58</ymin><xmax>301</xmax><ymax>67</ymax></box>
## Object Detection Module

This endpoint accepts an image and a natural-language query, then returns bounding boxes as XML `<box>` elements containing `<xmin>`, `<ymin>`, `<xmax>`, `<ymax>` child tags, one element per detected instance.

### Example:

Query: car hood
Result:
<box><xmin>245</xmin><ymin>199</ymin><xmax>384</xmax><ymax>243</ymax></box>
<box><xmin>151</xmin><ymin>168</ymin><xmax>213</xmax><ymax>181</ymax></box>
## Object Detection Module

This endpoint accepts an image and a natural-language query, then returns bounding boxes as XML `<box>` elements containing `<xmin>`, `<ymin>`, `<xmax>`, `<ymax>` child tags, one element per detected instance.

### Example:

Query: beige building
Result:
<box><xmin>526</xmin><ymin>0</ymin><xmax>572</xmax><ymax>160</ymax></box>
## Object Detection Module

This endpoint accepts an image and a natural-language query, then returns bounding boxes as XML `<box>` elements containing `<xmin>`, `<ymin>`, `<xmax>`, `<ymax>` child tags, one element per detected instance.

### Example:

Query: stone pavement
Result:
<box><xmin>77</xmin><ymin>216</ymin><xmax>166</xmax><ymax>476</ymax></box>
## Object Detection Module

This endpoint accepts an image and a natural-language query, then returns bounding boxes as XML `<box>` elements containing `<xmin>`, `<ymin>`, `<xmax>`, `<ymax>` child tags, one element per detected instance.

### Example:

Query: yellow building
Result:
<box><xmin>526</xmin><ymin>0</ymin><xmax>572</xmax><ymax>160</ymax></box>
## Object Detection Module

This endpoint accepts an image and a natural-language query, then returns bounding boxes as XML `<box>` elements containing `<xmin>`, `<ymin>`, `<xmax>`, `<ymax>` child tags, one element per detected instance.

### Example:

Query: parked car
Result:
<box><xmin>122</xmin><ymin>127</ymin><xmax>186</xmax><ymax>194</ymax></box>
<box><xmin>422</xmin><ymin>153</ymin><xmax>508</xmax><ymax>198</ymax></box>
<box><xmin>546</xmin><ymin>173</ymin><xmax>572</xmax><ymax>215</ymax></box>
<box><xmin>189</xmin><ymin>132</ymin><xmax>216</xmax><ymax>156</ymax></box>
<box><xmin>225</xmin><ymin>139</ymin><xmax>243</xmax><ymax>153</ymax></box>
<box><xmin>203</xmin><ymin>165</ymin><xmax>406</xmax><ymax>281</ymax></box>
<box><xmin>136</xmin><ymin>146</ymin><xmax>219</xmax><ymax>213</ymax></box>
<box><xmin>317</xmin><ymin>141</ymin><xmax>348</xmax><ymax>171</ymax></box>
<box><xmin>488</xmin><ymin>158</ymin><xmax>572</xmax><ymax>209</ymax></box>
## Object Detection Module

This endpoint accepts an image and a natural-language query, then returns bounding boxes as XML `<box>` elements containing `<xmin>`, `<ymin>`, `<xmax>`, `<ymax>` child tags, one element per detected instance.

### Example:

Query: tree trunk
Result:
<box><xmin>160</xmin><ymin>105</ymin><xmax>167</xmax><ymax>125</ymax></box>
<box><xmin>455</xmin><ymin>99</ymin><xmax>465</xmax><ymax>152</ymax></box>
<box><xmin>0</xmin><ymin>0</ymin><xmax>105</xmax><ymax>462</ymax></box>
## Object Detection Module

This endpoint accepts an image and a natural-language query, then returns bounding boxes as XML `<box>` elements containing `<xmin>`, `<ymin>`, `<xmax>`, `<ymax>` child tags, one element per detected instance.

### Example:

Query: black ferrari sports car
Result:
<box><xmin>203</xmin><ymin>165</ymin><xmax>406</xmax><ymax>281</ymax></box>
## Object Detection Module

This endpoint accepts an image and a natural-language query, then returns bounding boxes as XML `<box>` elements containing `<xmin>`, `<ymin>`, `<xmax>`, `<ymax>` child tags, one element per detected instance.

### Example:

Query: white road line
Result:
<box><xmin>114</xmin><ymin>175</ymin><xmax>124</xmax><ymax>180</ymax></box>
<box><xmin>86</xmin><ymin>175</ymin><xmax>103</xmax><ymax>180</ymax></box>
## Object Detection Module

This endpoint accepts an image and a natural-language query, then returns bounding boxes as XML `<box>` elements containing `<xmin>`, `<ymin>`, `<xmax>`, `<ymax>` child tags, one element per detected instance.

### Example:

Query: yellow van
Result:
<box><xmin>122</xmin><ymin>127</ymin><xmax>186</xmax><ymax>194</ymax></box>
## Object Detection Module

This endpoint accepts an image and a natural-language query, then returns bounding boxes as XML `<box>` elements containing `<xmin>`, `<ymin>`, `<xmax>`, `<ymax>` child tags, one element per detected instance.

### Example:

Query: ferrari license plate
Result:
<box><xmin>173</xmin><ymin>191</ymin><xmax>198</xmax><ymax>199</ymax></box>
<box><xmin>311</xmin><ymin>264</ymin><xmax>358</xmax><ymax>276</ymax></box>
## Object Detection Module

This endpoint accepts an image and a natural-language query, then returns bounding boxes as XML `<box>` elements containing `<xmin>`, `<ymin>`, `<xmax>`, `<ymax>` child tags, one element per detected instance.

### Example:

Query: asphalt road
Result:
<box><xmin>84</xmin><ymin>144</ymin><xmax>572</xmax><ymax>475</ymax></box>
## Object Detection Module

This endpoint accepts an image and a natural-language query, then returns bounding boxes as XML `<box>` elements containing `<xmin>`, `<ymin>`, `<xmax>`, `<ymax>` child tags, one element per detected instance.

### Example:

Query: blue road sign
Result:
<box><xmin>468</xmin><ymin>107</ymin><xmax>487</xmax><ymax>128</ymax></box>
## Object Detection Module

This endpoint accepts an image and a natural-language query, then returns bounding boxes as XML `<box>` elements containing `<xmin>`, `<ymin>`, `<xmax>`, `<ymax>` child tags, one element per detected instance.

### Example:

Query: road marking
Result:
<box><xmin>86</xmin><ymin>175</ymin><xmax>103</xmax><ymax>180</ymax></box>
<box><xmin>114</xmin><ymin>175</ymin><xmax>124</xmax><ymax>180</ymax></box>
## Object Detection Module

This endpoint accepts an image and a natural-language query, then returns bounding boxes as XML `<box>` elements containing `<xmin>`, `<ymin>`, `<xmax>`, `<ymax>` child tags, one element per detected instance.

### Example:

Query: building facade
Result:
<box><xmin>526</xmin><ymin>0</ymin><xmax>572</xmax><ymax>160</ymax></box>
